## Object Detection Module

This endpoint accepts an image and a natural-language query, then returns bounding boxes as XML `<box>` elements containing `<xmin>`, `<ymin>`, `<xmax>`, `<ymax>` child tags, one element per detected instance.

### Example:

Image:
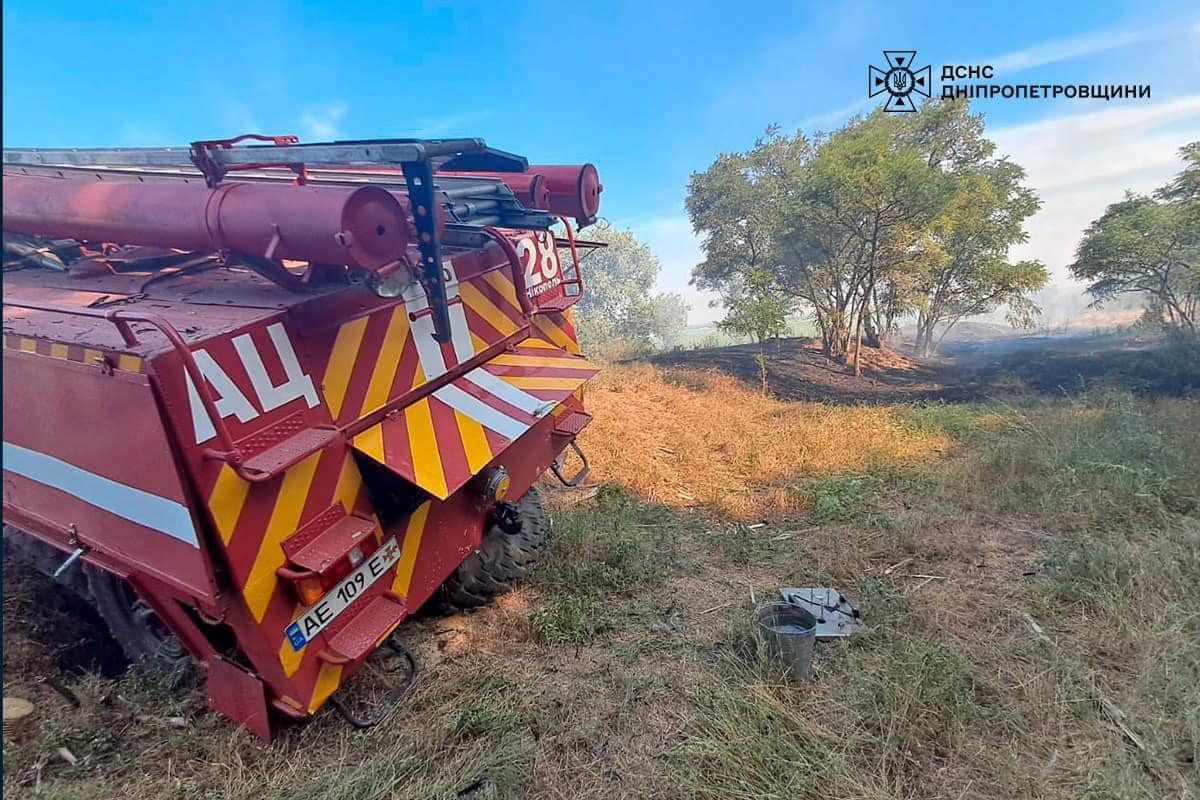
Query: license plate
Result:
<box><xmin>284</xmin><ymin>537</ymin><xmax>402</xmax><ymax>652</ymax></box>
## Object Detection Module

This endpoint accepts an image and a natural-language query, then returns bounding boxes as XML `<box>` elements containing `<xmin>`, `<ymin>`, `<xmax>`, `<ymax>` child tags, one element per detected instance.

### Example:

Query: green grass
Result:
<box><xmin>669</xmin><ymin>391</ymin><xmax>1200</xmax><ymax>799</ymax></box>
<box><xmin>677</xmin><ymin>622</ymin><xmax>998</xmax><ymax>799</ymax></box>
<box><xmin>899</xmin><ymin>400</ymin><xmax>996</xmax><ymax>441</ymax></box>
<box><xmin>805</xmin><ymin>474</ymin><xmax>876</xmax><ymax>521</ymax></box>
<box><xmin>529</xmin><ymin>595</ymin><xmax>608</xmax><ymax>645</ymax></box>
<box><xmin>965</xmin><ymin>393</ymin><xmax>1200</xmax><ymax>525</ymax></box>
<box><xmin>535</xmin><ymin>484</ymin><xmax>679</xmax><ymax>595</ymax></box>
<box><xmin>704</xmin><ymin>522</ymin><xmax>788</xmax><ymax>566</ymax></box>
<box><xmin>931</xmin><ymin>393</ymin><xmax>1200</xmax><ymax>796</ymax></box>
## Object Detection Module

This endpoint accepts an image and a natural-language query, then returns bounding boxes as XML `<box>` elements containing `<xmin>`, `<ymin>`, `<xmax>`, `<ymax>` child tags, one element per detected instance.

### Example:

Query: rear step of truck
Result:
<box><xmin>320</xmin><ymin>595</ymin><xmax>407</xmax><ymax>664</ymax></box>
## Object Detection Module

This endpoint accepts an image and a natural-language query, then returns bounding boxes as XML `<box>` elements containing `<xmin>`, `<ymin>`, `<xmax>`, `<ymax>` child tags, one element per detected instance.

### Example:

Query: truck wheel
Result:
<box><xmin>85</xmin><ymin>566</ymin><xmax>191</xmax><ymax>668</ymax></box>
<box><xmin>440</xmin><ymin>487</ymin><xmax>550</xmax><ymax>609</ymax></box>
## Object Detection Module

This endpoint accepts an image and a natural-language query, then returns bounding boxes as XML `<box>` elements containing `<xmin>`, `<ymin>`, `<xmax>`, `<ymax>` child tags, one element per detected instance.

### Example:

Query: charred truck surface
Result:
<box><xmin>1</xmin><ymin>136</ymin><xmax>601</xmax><ymax>739</ymax></box>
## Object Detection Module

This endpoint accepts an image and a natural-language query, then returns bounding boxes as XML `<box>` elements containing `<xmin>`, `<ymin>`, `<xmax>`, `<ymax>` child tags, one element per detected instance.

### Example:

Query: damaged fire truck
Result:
<box><xmin>1</xmin><ymin>135</ymin><xmax>602</xmax><ymax>738</ymax></box>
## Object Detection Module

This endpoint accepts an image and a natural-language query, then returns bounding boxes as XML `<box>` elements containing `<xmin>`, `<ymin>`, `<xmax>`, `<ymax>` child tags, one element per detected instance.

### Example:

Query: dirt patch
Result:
<box><xmin>652</xmin><ymin>337</ymin><xmax>958</xmax><ymax>404</ymax></box>
<box><xmin>2</xmin><ymin>550</ymin><xmax>128</xmax><ymax>681</ymax></box>
<box><xmin>651</xmin><ymin>332</ymin><xmax>1200</xmax><ymax>403</ymax></box>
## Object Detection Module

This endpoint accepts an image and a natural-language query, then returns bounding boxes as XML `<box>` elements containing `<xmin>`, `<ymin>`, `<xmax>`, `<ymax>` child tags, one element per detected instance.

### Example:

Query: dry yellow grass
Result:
<box><xmin>577</xmin><ymin>363</ymin><xmax>951</xmax><ymax>519</ymax></box>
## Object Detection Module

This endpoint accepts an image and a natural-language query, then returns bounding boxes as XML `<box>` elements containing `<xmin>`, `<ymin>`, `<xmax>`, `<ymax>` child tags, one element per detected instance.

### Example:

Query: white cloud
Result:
<box><xmin>993</xmin><ymin>95</ymin><xmax>1200</xmax><ymax>284</ymax></box>
<box><xmin>299</xmin><ymin>102</ymin><xmax>347</xmax><ymax>140</ymax></box>
<box><xmin>218</xmin><ymin>100</ymin><xmax>263</xmax><ymax>137</ymax></box>
<box><xmin>412</xmin><ymin>110</ymin><xmax>493</xmax><ymax>137</ymax></box>
<box><xmin>797</xmin><ymin>97</ymin><xmax>872</xmax><ymax>131</ymax></box>
<box><xmin>982</xmin><ymin>25</ymin><xmax>1177</xmax><ymax>74</ymax></box>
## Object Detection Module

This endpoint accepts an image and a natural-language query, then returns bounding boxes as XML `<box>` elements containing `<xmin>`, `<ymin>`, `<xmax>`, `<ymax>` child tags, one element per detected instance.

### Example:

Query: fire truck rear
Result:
<box><xmin>1</xmin><ymin>136</ymin><xmax>601</xmax><ymax>738</ymax></box>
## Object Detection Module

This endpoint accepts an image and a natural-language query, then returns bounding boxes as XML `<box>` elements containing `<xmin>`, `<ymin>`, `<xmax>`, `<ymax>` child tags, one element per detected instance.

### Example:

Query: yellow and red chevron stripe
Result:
<box><xmin>484</xmin><ymin>337</ymin><xmax>596</xmax><ymax>404</ymax></box>
<box><xmin>188</xmin><ymin>254</ymin><xmax>591</xmax><ymax>718</ymax></box>
<box><xmin>205</xmin><ymin>447</ymin><xmax>370</xmax><ymax>624</ymax></box>
<box><xmin>350</xmin><ymin>338</ymin><xmax>596</xmax><ymax>499</ymax></box>
<box><xmin>2</xmin><ymin>333</ymin><xmax>143</xmax><ymax>373</ymax></box>
<box><xmin>352</xmin><ymin>390</ymin><xmax>527</xmax><ymax>500</ymax></box>
<box><xmin>531</xmin><ymin>308</ymin><xmax>582</xmax><ymax>355</ymax></box>
<box><xmin>197</xmin><ymin>442</ymin><xmax>388</xmax><ymax>710</ymax></box>
<box><xmin>317</xmin><ymin>266</ymin><xmax>533</xmax><ymax>428</ymax></box>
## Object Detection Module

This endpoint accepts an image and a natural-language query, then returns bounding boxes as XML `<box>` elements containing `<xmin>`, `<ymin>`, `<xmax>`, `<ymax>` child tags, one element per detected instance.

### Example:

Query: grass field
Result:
<box><xmin>668</xmin><ymin>316</ymin><xmax>819</xmax><ymax>351</ymax></box>
<box><xmin>3</xmin><ymin>357</ymin><xmax>1198</xmax><ymax>799</ymax></box>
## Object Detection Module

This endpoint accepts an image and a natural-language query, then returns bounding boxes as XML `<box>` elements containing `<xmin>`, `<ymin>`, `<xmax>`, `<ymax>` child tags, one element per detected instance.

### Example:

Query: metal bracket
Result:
<box><xmin>190</xmin><ymin>134</ymin><xmax>306</xmax><ymax>188</ymax></box>
<box><xmin>401</xmin><ymin>156</ymin><xmax>452</xmax><ymax>342</ymax></box>
<box><xmin>551</xmin><ymin>441</ymin><xmax>590</xmax><ymax>488</ymax></box>
<box><xmin>327</xmin><ymin>634</ymin><xmax>417</xmax><ymax>729</ymax></box>
<box><xmin>54</xmin><ymin>526</ymin><xmax>90</xmax><ymax>579</ymax></box>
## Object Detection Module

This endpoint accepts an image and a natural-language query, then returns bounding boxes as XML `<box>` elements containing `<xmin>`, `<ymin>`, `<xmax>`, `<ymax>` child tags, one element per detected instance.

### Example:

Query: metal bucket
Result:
<box><xmin>756</xmin><ymin>601</ymin><xmax>817</xmax><ymax>680</ymax></box>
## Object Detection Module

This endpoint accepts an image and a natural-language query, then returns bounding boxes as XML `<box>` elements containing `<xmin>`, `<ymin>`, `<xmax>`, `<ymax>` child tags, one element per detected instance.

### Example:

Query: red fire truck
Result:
<box><xmin>1</xmin><ymin>135</ymin><xmax>601</xmax><ymax>738</ymax></box>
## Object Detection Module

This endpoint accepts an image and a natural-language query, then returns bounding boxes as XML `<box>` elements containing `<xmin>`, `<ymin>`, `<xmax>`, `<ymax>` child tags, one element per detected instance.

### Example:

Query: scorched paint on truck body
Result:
<box><xmin>1</xmin><ymin>135</ymin><xmax>601</xmax><ymax>739</ymax></box>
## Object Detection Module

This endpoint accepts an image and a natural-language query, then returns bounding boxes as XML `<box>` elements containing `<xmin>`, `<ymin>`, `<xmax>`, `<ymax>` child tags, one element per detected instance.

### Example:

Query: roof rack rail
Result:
<box><xmin>2</xmin><ymin>135</ymin><xmax>540</xmax><ymax>342</ymax></box>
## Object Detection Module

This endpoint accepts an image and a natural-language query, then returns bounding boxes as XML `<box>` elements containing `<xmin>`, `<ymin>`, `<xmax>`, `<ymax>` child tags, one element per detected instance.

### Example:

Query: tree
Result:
<box><xmin>777</xmin><ymin>111</ymin><xmax>947</xmax><ymax>371</ymax></box>
<box><xmin>569</xmin><ymin>220</ymin><xmax>690</xmax><ymax>351</ymax></box>
<box><xmin>898</xmin><ymin>101</ymin><xmax>1048</xmax><ymax>356</ymax></box>
<box><xmin>909</xmin><ymin>159</ymin><xmax>1048</xmax><ymax>355</ymax></box>
<box><xmin>715</xmin><ymin>268</ymin><xmax>792</xmax><ymax>343</ymax></box>
<box><xmin>686</xmin><ymin>100</ymin><xmax>1047</xmax><ymax>369</ymax></box>
<box><xmin>687</xmin><ymin>127</ymin><xmax>811</xmax><ymax>338</ymax></box>
<box><xmin>1071</xmin><ymin>142</ymin><xmax>1200</xmax><ymax>337</ymax></box>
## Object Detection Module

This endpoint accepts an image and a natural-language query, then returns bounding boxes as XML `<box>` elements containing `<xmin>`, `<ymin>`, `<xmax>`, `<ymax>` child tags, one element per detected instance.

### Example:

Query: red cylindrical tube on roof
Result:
<box><xmin>527</xmin><ymin>164</ymin><xmax>602</xmax><ymax>221</ymax></box>
<box><xmin>1</xmin><ymin>176</ymin><xmax>414</xmax><ymax>271</ymax></box>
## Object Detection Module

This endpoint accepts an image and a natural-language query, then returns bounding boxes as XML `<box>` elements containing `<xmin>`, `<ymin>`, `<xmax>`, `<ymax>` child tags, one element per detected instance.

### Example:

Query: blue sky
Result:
<box><xmin>4</xmin><ymin>1</ymin><xmax>1199</xmax><ymax>322</ymax></box>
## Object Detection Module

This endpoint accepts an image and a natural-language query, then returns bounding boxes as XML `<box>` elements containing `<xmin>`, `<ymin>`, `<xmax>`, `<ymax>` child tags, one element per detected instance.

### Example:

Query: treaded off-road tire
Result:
<box><xmin>85</xmin><ymin>564</ymin><xmax>191</xmax><ymax>668</ymax></box>
<box><xmin>439</xmin><ymin>487</ymin><xmax>550</xmax><ymax>609</ymax></box>
<box><xmin>4</xmin><ymin>525</ymin><xmax>190</xmax><ymax>670</ymax></box>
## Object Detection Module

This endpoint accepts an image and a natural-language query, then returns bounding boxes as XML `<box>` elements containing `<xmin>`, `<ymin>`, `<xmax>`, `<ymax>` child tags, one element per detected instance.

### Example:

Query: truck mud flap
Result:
<box><xmin>350</xmin><ymin>337</ymin><xmax>597</xmax><ymax>499</ymax></box>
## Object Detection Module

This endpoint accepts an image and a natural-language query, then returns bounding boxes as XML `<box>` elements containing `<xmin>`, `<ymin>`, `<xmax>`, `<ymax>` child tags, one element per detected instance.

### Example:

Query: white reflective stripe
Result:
<box><xmin>467</xmin><ymin>367</ymin><xmax>544</xmax><ymax>416</ymax></box>
<box><xmin>403</xmin><ymin>279</ymin><xmax>449</xmax><ymax>382</ymax></box>
<box><xmin>407</xmin><ymin>263</ymin><xmax>542</xmax><ymax>428</ymax></box>
<box><xmin>433</xmin><ymin>382</ymin><xmax>529</xmax><ymax>440</ymax></box>
<box><xmin>233</xmin><ymin>322</ymin><xmax>319</xmax><ymax>413</ymax></box>
<box><xmin>442</xmin><ymin>259</ymin><xmax>546</xmax><ymax>417</ymax></box>
<box><xmin>2</xmin><ymin>442</ymin><xmax>199</xmax><ymax>548</ymax></box>
<box><xmin>446</xmin><ymin>289</ymin><xmax>476</xmax><ymax>363</ymax></box>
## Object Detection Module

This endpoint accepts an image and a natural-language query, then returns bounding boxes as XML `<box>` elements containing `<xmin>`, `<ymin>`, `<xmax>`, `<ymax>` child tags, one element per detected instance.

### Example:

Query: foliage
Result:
<box><xmin>714</xmin><ymin>268</ymin><xmax>792</xmax><ymax>343</ymax></box>
<box><xmin>687</xmin><ymin>127</ymin><xmax>810</xmax><ymax>345</ymax></box>
<box><xmin>1071</xmin><ymin>142</ymin><xmax>1199</xmax><ymax>337</ymax></box>
<box><xmin>908</xmin><ymin>155</ymin><xmax>1048</xmax><ymax>355</ymax></box>
<box><xmin>686</xmin><ymin>99</ymin><xmax>1049</xmax><ymax>363</ymax></box>
<box><xmin>806</xmin><ymin>474</ymin><xmax>874</xmax><ymax>521</ymax></box>
<box><xmin>778</xmin><ymin>110</ymin><xmax>948</xmax><ymax>364</ymax></box>
<box><xmin>569</xmin><ymin>220</ymin><xmax>689</xmax><ymax>353</ymax></box>
<box><xmin>529</xmin><ymin>595</ymin><xmax>607</xmax><ymax>645</ymax></box>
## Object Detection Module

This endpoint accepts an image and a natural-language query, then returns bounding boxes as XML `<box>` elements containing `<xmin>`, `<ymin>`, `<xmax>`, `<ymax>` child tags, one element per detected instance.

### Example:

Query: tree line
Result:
<box><xmin>686</xmin><ymin>99</ymin><xmax>1049</xmax><ymax>368</ymax></box>
<box><xmin>567</xmin><ymin>100</ymin><xmax>1196</xmax><ymax>359</ymax></box>
<box><xmin>1072</xmin><ymin>142</ymin><xmax>1199</xmax><ymax>338</ymax></box>
<box><xmin>565</xmin><ymin>220</ymin><xmax>689</xmax><ymax>356</ymax></box>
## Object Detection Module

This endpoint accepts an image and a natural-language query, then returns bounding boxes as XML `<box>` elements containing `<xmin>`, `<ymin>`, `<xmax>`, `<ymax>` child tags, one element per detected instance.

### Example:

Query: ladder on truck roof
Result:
<box><xmin>3</xmin><ymin>135</ymin><xmax>558</xmax><ymax>341</ymax></box>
